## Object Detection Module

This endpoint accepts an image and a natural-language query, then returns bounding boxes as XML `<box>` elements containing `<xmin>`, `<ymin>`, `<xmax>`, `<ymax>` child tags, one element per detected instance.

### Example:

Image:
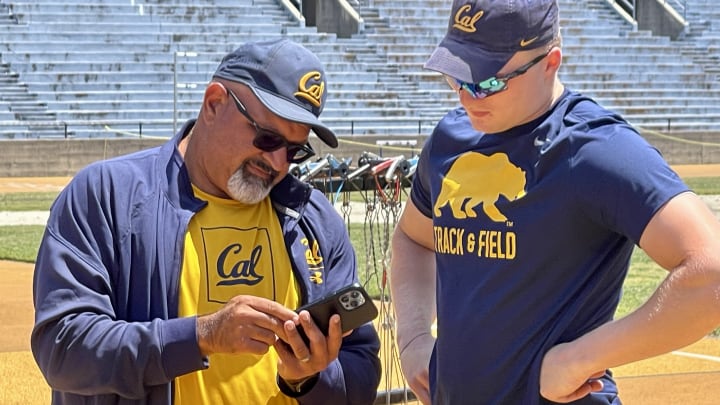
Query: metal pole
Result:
<box><xmin>173</xmin><ymin>52</ymin><xmax>177</xmax><ymax>134</ymax></box>
<box><xmin>173</xmin><ymin>51</ymin><xmax>198</xmax><ymax>135</ymax></box>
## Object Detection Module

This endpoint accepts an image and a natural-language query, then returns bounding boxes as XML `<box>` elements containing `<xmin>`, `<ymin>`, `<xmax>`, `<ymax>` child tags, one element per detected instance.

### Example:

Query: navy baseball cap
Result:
<box><xmin>424</xmin><ymin>0</ymin><xmax>560</xmax><ymax>83</ymax></box>
<box><xmin>213</xmin><ymin>38</ymin><xmax>338</xmax><ymax>148</ymax></box>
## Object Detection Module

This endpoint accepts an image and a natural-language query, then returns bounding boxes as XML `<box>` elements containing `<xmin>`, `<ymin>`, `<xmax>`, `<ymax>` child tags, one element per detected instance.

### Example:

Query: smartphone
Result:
<box><xmin>295</xmin><ymin>283</ymin><xmax>378</xmax><ymax>344</ymax></box>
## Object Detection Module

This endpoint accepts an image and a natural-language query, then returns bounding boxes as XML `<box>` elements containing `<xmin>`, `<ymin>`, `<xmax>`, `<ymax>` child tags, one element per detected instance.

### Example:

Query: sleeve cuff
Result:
<box><xmin>277</xmin><ymin>373</ymin><xmax>320</xmax><ymax>397</ymax></box>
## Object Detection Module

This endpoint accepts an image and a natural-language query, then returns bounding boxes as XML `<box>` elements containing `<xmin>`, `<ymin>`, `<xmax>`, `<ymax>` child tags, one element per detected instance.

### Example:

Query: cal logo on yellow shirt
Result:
<box><xmin>175</xmin><ymin>186</ymin><xmax>299</xmax><ymax>405</ymax></box>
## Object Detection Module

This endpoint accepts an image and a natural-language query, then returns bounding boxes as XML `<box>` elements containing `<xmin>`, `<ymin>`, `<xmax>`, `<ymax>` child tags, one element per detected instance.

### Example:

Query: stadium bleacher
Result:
<box><xmin>0</xmin><ymin>0</ymin><xmax>718</xmax><ymax>139</ymax></box>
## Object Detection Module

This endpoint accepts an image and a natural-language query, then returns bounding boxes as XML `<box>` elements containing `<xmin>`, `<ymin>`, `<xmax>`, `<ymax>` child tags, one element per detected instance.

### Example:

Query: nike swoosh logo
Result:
<box><xmin>520</xmin><ymin>36</ymin><xmax>539</xmax><ymax>47</ymax></box>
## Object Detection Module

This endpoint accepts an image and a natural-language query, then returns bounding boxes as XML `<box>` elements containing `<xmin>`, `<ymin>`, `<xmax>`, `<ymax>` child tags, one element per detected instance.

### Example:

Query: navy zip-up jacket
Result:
<box><xmin>31</xmin><ymin>121</ymin><xmax>381</xmax><ymax>404</ymax></box>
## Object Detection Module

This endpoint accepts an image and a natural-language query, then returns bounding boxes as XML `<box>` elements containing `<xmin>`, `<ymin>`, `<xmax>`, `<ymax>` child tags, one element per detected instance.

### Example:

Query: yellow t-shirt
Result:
<box><xmin>175</xmin><ymin>186</ymin><xmax>299</xmax><ymax>405</ymax></box>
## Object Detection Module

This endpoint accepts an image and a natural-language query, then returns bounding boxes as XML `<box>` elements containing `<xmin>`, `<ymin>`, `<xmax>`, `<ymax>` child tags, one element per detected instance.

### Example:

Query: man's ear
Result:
<box><xmin>200</xmin><ymin>81</ymin><xmax>228</xmax><ymax>121</ymax></box>
<box><xmin>545</xmin><ymin>47</ymin><xmax>562</xmax><ymax>72</ymax></box>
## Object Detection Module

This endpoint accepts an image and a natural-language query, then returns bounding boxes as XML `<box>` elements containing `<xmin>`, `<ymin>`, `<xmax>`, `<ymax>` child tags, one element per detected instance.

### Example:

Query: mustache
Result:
<box><xmin>243</xmin><ymin>158</ymin><xmax>279</xmax><ymax>183</ymax></box>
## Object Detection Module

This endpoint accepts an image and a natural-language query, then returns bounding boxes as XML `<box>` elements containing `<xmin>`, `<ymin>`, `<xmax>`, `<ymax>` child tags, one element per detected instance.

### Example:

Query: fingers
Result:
<box><xmin>203</xmin><ymin>295</ymin><xmax>347</xmax><ymax>381</ymax></box>
<box><xmin>247</xmin><ymin>297</ymin><xmax>299</xmax><ymax>339</ymax></box>
<box><xmin>275</xmin><ymin>313</ymin><xmax>345</xmax><ymax>382</ymax></box>
<box><xmin>326</xmin><ymin>314</ymin><xmax>343</xmax><ymax>357</ymax></box>
<box><xmin>282</xmin><ymin>311</ymin><xmax>336</xmax><ymax>362</ymax></box>
<box><xmin>540</xmin><ymin>371</ymin><xmax>606</xmax><ymax>403</ymax></box>
<box><xmin>292</xmin><ymin>310</ymin><xmax>323</xmax><ymax>348</ymax></box>
<box><xmin>282</xmin><ymin>319</ymin><xmax>311</xmax><ymax>362</ymax></box>
<box><xmin>242</xmin><ymin>323</ymin><xmax>279</xmax><ymax>347</ymax></box>
<box><xmin>564</xmin><ymin>378</ymin><xmax>605</xmax><ymax>402</ymax></box>
<box><xmin>294</xmin><ymin>312</ymin><xmax>342</xmax><ymax>358</ymax></box>
<box><xmin>199</xmin><ymin>295</ymin><xmax>300</xmax><ymax>356</ymax></box>
<box><xmin>588</xmin><ymin>378</ymin><xmax>604</xmax><ymax>392</ymax></box>
<box><xmin>253</xmin><ymin>297</ymin><xmax>299</xmax><ymax>322</ymax></box>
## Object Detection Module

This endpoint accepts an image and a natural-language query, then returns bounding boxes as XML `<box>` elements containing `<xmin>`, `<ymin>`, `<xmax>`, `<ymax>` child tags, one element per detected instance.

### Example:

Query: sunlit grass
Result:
<box><xmin>0</xmin><ymin>192</ymin><xmax>57</xmax><ymax>211</ymax></box>
<box><xmin>615</xmin><ymin>249</ymin><xmax>665</xmax><ymax>318</ymax></box>
<box><xmin>685</xmin><ymin>177</ymin><xmax>720</xmax><ymax>195</ymax></box>
<box><xmin>0</xmin><ymin>225</ymin><xmax>45</xmax><ymax>263</ymax></box>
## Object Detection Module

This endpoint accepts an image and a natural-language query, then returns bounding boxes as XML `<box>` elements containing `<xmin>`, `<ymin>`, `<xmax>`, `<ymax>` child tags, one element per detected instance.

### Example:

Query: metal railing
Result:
<box><xmin>664</xmin><ymin>0</ymin><xmax>687</xmax><ymax>19</ymax></box>
<box><xmin>0</xmin><ymin>118</ymin><xmax>440</xmax><ymax>139</ymax></box>
<box><xmin>0</xmin><ymin>119</ymin><xmax>174</xmax><ymax>139</ymax></box>
<box><xmin>611</xmin><ymin>0</ymin><xmax>687</xmax><ymax>21</ymax></box>
<box><xmin>614</xmin><ymin>0</ymin><xmax>636</xmax><ymax>20</ymax></box>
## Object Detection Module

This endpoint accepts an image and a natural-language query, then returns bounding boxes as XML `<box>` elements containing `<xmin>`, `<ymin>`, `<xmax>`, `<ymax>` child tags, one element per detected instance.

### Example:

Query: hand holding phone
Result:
<box><xmin>295</xmin><ymin>283</ymin><xmax>378</xmax><ymax>345</ymax></box>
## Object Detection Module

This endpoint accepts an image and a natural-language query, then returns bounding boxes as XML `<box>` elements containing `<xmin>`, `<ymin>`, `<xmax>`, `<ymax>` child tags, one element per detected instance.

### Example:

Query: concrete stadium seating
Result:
<box><xmin>0</xmin><ymin>0</ymin><xmax>718</xmax><ymax>139</ymax></box>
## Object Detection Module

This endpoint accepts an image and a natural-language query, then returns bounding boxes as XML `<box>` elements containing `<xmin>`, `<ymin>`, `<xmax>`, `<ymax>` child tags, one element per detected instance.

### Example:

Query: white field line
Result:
<box><xmin>0</xmin><ymin>211</ymin><xmax>49</xmax><ymax>226</ymax></box>
<box><xmin>671</xmin><ymin>351</ymin><xmax>720</xmax><ymax>363</ymax></box>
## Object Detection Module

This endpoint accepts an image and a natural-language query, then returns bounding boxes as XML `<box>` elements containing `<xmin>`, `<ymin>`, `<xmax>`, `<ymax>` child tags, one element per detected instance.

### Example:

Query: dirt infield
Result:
<box><xmin>0</xmin><ymin>261</ymin><xmax>51</xmax><ymax>404</ymax></box>
<box><xmin>3</xmin><ymin>260</ymin><xmax>720</xmax><ymax>404</ymax></box>
<box><xmin>672</xmin><ymin>164</ymin><xmax>720</xmax><ymax>178</ymax></box>
<box><xmin>0</xmin><ymin>176</ymin><xmax>71</xmax><ymax>193</ymax></box>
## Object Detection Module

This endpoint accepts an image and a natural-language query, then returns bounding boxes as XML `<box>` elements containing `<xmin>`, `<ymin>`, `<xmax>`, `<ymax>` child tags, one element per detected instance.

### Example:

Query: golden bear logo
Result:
<box><xmin>302</xmin><ymin>237</ymin><xmax>323</xmax><ymax>266</ymax></box>
<box><xmin>452</xmin><ymin>4</ymin><xmax>484</xmax><ymax>33</ymax></box>
<box><xmin>433</xmin><ymin>152</ymin><xmax>526</xmax><ymax>222</ymax></box>
<box><xmin>294</xmin><ymin>71</ymin><xmax>324</xmax><ymax>108</ymax></box>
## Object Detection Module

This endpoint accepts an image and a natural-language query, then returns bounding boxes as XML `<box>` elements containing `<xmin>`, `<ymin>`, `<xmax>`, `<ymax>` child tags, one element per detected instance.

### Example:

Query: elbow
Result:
<box><xmin>30</xmin><ymin>328</ymin><xmax>80</xmax><ymax>393</ymax></box>
<box><xmin>340</xmin><ymin>326</ymin><xmax>382</xmax><ymax>405</ymax></box>
<box><xmin>667</xmin><ymin>255</ymin><xmax>720</xmax><ymax>326</ymax></box>
<box><xmin>30</xmin><ymin>324</ymin><xmax>59</xmax><ymax>386</ymax></box>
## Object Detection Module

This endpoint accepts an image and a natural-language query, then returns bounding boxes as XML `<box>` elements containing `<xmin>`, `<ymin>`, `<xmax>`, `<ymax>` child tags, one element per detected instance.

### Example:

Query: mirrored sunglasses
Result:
<box><xmin>445</xmin><ymin>50</ymin><xmax>551</xmax><ymax>99</ymax></box>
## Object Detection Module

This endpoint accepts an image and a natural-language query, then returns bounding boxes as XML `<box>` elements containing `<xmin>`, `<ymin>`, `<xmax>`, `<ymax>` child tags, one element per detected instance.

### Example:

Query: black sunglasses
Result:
<box><xmin>446</xmin><ymin>50</ymin><xmax>551</xmax><ymax>99</ymax></box>
<box><xmin>226</xmin><ymin>88</ymin><xmax>316</xmax><ymax>164</ymax></box>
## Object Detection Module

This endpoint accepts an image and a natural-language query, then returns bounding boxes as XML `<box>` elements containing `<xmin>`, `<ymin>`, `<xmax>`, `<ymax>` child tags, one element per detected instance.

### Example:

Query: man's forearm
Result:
<box><xmin>389</xmin><ymin>226</ymin><xmax>437</xmax><ymax>349</ymax></box>
<box><xmin>561</xmin><ymin>257</ymin><xmax>720</xmax><ymax>374</ymax></box>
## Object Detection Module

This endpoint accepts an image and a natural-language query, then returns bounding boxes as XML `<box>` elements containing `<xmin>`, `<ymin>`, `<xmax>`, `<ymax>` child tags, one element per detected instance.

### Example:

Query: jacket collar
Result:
<box><xmin>160</xmin><ymin>119</ymin><xmax>206</xmax><ymax>212</ymax></box>
<box><xmin>270</xmin><ymin>173</ymin><xmax>312</xmax><ymax>217</ymax></box>
<box><xmin>164</xmin><ymin>119</ymin><xmax>312</xmax><ymax>215</ymax></box>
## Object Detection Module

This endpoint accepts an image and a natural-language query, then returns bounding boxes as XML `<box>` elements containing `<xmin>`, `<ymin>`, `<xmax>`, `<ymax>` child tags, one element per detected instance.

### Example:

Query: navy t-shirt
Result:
<box><xmin>411</xmin><ymin>89</ymin><xmax>689</xmax><ymax>404</ymax></box>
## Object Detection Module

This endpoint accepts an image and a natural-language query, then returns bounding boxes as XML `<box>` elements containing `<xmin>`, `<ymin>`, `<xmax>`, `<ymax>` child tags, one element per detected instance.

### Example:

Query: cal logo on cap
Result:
<box><xmin>294</xmin><ymin>71</ymin><xmax>324</xmax><ymax>108</ymax></box>
<box><xmin>452</xmin><ymin>4</ymin><xmax>484</xmax><ymax>33</ymax></box>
